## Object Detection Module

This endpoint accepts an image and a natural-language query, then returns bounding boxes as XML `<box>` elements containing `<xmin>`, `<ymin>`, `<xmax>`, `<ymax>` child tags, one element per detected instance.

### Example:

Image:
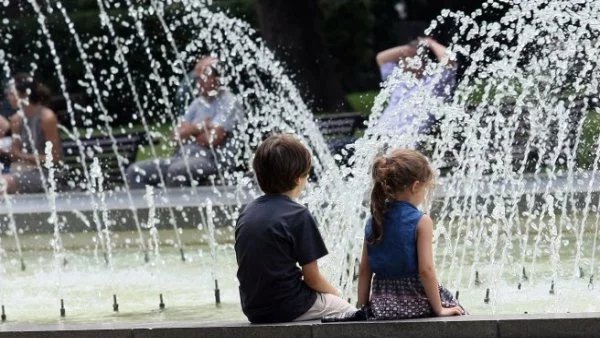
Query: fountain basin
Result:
<box><xmin>0</xmin><ymin>229</ymin><xmax>599</xmax><ymax>324</ymax></box>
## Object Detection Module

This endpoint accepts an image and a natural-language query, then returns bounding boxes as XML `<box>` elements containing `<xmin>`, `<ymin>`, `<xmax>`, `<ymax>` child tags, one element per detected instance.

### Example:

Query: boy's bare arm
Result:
<box><xmin>302</xmin><ymin>261</ymin><xmax>341</xmax><ymax>296</ymax></box>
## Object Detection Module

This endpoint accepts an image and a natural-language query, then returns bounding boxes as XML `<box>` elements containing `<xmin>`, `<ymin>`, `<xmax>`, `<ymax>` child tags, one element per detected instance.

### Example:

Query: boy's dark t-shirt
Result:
<box><xmin>235</xmin><ymin>194</ymin><xmax>328</xmax><ymax>323</ymax></box>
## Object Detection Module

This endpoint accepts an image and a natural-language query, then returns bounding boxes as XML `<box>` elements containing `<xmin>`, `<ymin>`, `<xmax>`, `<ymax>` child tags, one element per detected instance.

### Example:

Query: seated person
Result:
<box><xmin>0</xmin><ymin>79</ymin><xmax>15</xmax><ymax>138</ymax></box>
<box><xmin>0</xmin><ymin>100</ymin><xmax>12</xmax><ymax>173</ymax></box>
<box><xmin>235</xmin><ymin>134</ymin><xmax>355</xmax><ymax>323</ymax></box>
<box><xmin>173</xmin><ymin>69</ymin><xmax>196</xmax><ymax>117</ymax></box>
<box><xmin>126</xmin><ymin>56</ymin><xmax>244</xmax><ymax>188</ymax></box>
<box><xmin>375</xmin><ymin>37</ymin><xmax>457</xmax><ymax>135</ymax></box>
<box><xmin>0</xmin><ymin>100</ymin><xmax>11</xmax><ymax>138</ymax></box>
<box><xmin>0</xmin><ymin>73</ymin><xmax>62</xmax><ymax>194</ymax></box>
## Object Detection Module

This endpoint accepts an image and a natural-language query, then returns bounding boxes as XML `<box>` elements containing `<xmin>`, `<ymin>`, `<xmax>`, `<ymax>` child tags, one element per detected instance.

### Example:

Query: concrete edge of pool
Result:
<box><xmin>1</xmin><ymin>313</ymin><xmax>600</xmax><ymax>338</ymax></box>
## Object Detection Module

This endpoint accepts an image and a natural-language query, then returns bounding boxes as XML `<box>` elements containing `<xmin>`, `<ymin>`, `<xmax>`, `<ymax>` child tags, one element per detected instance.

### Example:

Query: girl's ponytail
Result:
<box><xmin>369</xmin><ymin>155</ymin><xmax>389</xmax><ymax>243</ymax></box>
<box><xmin>370</xmin><ymin>180</ymin><xmax>386</xmax><ymax>243</ymax></box>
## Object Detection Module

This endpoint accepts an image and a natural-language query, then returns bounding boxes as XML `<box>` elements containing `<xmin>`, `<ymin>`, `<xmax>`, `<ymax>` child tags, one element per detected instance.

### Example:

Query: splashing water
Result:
<box><xmin>0</xmin><ymin>0</ymin><xmax>598</xmax><ymax>322</ymax></box>
<box><xmin>323</xmin><ymin>0</ymin><xmax>600</xmax><ymax>306</ymax></box>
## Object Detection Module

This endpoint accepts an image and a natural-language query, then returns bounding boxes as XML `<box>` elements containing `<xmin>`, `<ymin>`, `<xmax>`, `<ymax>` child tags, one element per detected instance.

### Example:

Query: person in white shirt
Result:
<box><xmin>127</xmin><ymin>56</ymin><xmax>244</xmax><ymax>188</ymax></box>
<box><xmin>375</xmin><ymin>37</ymin><xmax>457</xmax><ymax>136</ymax></box>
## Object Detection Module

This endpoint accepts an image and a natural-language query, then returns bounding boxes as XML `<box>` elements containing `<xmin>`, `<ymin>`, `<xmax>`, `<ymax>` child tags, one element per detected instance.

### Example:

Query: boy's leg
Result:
<box><xmin>293</xmin><ymin>293</ymin><xmax>356</xmax><ymax>322</ymax></box>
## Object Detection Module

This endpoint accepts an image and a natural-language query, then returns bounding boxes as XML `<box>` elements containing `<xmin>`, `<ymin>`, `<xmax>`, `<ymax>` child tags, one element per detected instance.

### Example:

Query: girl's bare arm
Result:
<box><xmin>356</xmin><ymin>241</ymin><xmax>373</xmax><ymax>307</ymax></box>
<box><xmin>417</xmin><ymin>215</ymin><xmax>461</xmax><ymax>316</ymax></box>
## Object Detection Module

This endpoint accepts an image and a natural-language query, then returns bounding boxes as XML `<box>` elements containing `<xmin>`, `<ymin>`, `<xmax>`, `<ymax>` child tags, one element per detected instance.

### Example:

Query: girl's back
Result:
<box><xmin>366</xmin><ymin>201</ymin><xmax>422</xmax><ymax>279</ymax></box>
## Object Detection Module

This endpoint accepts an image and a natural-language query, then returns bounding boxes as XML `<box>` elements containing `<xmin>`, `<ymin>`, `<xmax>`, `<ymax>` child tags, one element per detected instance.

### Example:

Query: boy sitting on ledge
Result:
<box><xmin>235</xmin><ymin>134</ymin><xmax>355</xmax><ymax>323</ymax></box>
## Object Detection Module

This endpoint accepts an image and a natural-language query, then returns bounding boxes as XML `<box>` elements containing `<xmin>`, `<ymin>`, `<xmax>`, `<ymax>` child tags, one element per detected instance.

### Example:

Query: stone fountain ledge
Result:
<box><xmin>2</xmin><ymin>313</ymin><xmax>600</xmax><ymax>338</ymax></box>
<box><xmin>3</xmin><ymin>170</ymin><xmax>600</xmax><ymax>215</ymax></box>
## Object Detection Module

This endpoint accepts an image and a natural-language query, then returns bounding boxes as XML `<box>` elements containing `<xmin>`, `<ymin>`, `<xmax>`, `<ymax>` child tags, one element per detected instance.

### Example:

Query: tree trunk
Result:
<box><xmin>256</xmin><ymin>0</ymin><xmax>349</xmax><ymax>112</ymax></box>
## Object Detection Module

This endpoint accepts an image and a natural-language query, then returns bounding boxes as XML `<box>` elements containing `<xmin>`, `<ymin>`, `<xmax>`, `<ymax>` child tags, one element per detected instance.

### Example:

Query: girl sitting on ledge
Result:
<box><xmin>324</xmin><ymin>149</ymin><xmax>465</xmax><ymax>322</ymax></box>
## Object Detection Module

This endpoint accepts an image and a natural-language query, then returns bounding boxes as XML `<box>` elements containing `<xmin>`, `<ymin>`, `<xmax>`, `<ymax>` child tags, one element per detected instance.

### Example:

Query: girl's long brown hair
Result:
<box><xmin>369</xmin><ymin>149</ymin><xmax>434</xmax><ymax>243</ymax></box>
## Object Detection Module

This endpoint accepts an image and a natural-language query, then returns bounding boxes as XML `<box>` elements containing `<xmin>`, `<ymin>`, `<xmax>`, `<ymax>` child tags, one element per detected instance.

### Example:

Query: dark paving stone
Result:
<box><xmin>132</xmin><ymin>322</ymin><xmax>311</xmax><ymax>338</ymax></box>
<box><xmin>312</xmin><ymin>319</ymin><xmax>445</xmax><ymax>338</ymax></box>
<box><xmin>3</xmin><ymin>313</ymin><xmax>600</xmax><ymax>338</ymax></box>
<box><xmin>0</xmin><ymin>329</ymin><xmax>132</xmax><ymax>338</ymax></box>
<box><xmin>498</xmin><ymin>313</ymin><xmax>600</xmax><ymax>338</ymax></box>
<box><xmin>444</xmin><ymin>316</ymin><xmax>497</xmax><ymax>338</ymax></box>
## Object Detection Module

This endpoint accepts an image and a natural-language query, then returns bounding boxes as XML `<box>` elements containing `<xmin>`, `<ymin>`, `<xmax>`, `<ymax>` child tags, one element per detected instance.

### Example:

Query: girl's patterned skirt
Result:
<box><xmin>368</xmin><ymin>275</ymin><xmax>463</xmax><ymax>320</ymax></box>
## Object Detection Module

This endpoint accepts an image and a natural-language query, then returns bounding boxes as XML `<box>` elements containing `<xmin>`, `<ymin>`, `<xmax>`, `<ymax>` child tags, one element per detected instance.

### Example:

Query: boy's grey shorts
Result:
<box><xmin>293</xmin><ymin>293</ymin><xmax>356</xmax><ymax>321</ymax></box>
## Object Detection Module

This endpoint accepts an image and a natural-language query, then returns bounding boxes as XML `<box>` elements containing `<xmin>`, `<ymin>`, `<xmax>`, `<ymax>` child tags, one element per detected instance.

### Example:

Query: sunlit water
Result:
<box><xmin>2</xmin><ymin>226</ymin><xmax>600</xmax><ymax>324</ymax></box>
<box><xmin>1</xmin><ymin>0</ymin><xmax>600</xmax><ymax>324</ymax></box>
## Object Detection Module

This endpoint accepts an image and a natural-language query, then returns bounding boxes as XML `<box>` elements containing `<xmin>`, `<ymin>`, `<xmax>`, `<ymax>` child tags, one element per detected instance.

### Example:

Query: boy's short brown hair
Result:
<box><xmin>252</xmin><ymin>134</ymin><xmax>312</xmax><ymax>194</ymax></box>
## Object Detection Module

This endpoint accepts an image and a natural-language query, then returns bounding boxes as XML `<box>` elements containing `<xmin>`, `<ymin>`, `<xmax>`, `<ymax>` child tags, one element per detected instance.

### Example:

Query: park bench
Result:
<box><xmin>315</xmin><ymin>112</ymin><xmax>367</xmax><ymax>164</ymax></box>
<box><xmin>59</xmin><ymin>131</ymin><xmax>154</xmax><ymax>191</ymax></box>
<box><xmin>435</xmin><ymin>97</ymin><xmax>594</xmax><ymax>172</ymax></box>
<box><xmin>47</xmin><ymin>94</ymin><xmax>155</xmax><ymax>191</ymax></box>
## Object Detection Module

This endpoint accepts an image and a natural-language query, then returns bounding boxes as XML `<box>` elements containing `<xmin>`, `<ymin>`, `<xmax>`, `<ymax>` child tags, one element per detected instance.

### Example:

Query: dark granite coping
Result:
<box><xmin>2</xmin><ymin>313</ymin><xmax>600</xmax><ymax>338</ymax></box>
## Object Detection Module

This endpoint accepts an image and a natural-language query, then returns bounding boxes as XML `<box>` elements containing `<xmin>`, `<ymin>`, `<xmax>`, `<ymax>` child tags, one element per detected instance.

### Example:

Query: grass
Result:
<box><xmin>577</xmin><ymin>109</ymin><xmax>600</xmax><ymax>170</ymax></box>
<box><xmin>346</xmin><ymin>90</ymin><xmax>378</xmax><ymax>116</ymax></box>
<box><xmin>135</xmin><ymin>122</ymin><xmax>176</xmax><ymax>161</ymax></box>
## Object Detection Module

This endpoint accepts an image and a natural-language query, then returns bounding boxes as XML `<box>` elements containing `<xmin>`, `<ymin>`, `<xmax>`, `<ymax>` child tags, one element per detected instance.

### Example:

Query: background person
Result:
<box><xmin>0</xmin><ymin>81</ymin><xmax>15</xmax><ymax>173</ymax></box>
<box><xmin>126</xmin><ymin>56</ymin><xmax>244</xmax><ymax>188</ymax></box>
<box><xmin>375</xmin><ymin>37</ymin><xmax>457</xmax><ymax>136</ymax></box>
<box><xmin>0</xmin><ymin>106</ymin><xmax>9</xmax><ymax>138</ymax></box>
<box><xmin>0</xmin><ymin>79</ymin><xmax>15</xmax><ymax>137</ymax></box>
<box><xmin>0</xmin><ymin>73</ymin><xmax>61</xmax><ymax>194</ymax></box>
